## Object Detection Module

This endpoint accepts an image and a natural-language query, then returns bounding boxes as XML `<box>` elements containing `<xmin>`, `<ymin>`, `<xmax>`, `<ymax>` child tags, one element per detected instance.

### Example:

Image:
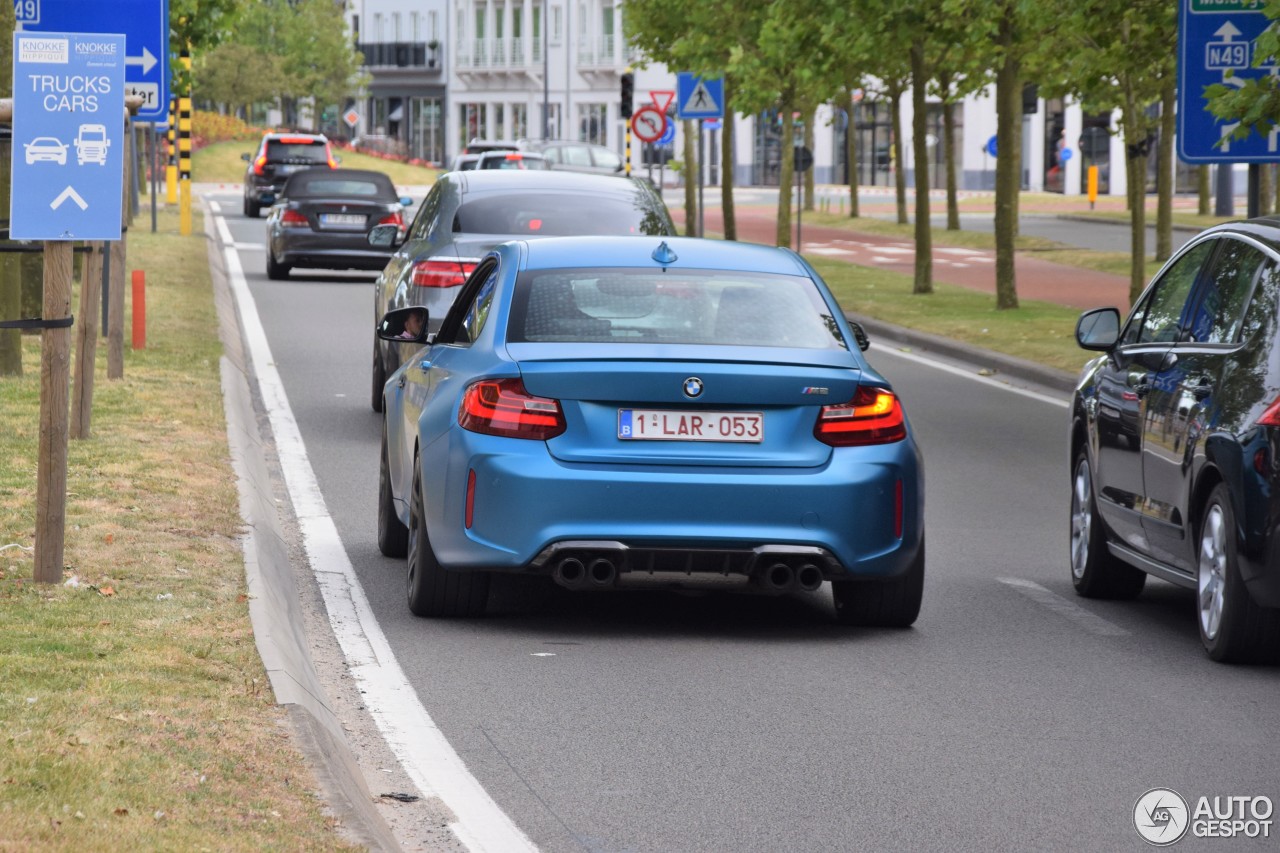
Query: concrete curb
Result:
<box><xmin>207</xmin><ymin>209</ymin><xmax>401</xmax><ymax>852</ymax></box>
<box><xmin>848</xmin><ymin>313</ymin><xmax>1078</xmax><ymax>396</ymax></box>
<box><xmin>1052</xmin><ymin>213</ymin><xmax>1206</xmax><ymax>235</ymax></box>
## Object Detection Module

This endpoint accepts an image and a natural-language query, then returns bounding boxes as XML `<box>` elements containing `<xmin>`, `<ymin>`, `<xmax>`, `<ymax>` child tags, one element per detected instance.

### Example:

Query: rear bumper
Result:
<box><xmin>416</xmin><ymin>432</ymin><xmax>924</xmax><ymax>580</ymax></box>
<box><xmin>276</xmin><ymin>247</ymin><xmax>392</xmax><ymax>271</ymax></box>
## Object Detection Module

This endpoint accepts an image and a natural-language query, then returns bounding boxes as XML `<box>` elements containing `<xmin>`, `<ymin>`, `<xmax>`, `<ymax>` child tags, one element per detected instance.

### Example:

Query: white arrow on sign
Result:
<box><xmin>126</xmin><ymin>46</ymin><xmax>157</xmax><ymax>75</ymax></box>
<box><xmin>51</xmin><ymin>186</ymin><xmax>88</xmax><ymax>211</ymax></box>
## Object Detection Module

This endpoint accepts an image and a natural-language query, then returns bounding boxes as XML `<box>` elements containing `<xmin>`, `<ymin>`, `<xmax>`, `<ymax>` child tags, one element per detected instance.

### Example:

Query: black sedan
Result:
<box><xmin>366</xmin><ymin>169</ymin><xmax>676</xmax><ymax>411</ymax></box>
<box><xmin>265</xmin><ymin>168</ymin><xmax>412</xmax><ymax>280</ymax></box>
<box><xmin>1070</xmin><ymin>218</ymin><xmax>1280</xmax><ymax>663</ymax></box>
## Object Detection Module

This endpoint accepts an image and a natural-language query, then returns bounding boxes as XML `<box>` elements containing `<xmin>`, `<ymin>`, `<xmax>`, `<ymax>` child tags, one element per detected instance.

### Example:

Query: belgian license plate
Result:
<box><xmin>320</xmin><ymin>213</ymin><xmax>366</xmax><ymax>227</ymax></box>
<box><xmin>618</xmin><ymin>409</ymin><xmax>763</xmax><ymax>442</ymax></box>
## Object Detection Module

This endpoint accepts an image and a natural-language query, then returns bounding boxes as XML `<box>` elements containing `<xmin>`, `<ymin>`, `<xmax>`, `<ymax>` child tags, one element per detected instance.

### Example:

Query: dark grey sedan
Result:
<box><xmin>265</xmin><ymin>168</ymin><xmax>412</xmax><ymax>280</ymax></box>
<box><xmin>366</xmin><ymin>169</ymin><xmax>676</xmax><ymax>411</ymax></box>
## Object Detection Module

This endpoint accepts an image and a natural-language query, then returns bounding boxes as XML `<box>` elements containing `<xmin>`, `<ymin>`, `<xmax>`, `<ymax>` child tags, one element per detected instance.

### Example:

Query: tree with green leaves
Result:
<box><xmin>968</xmin><ymin>0</ymin><xmax>1064</xmax><ymax>310</ymax></box>
<box><xmin>1061</xmin><ymin>0</ymin><xmax>1176</xmax><ymax>303</ymax></box>
<box><xmin>626</xmin><ymin>0</ymin><xmax>769</xmax><ymax>241</ymax></box>
<box><xmin>198</xmin><ymin>43</ymin><xmax>285</xmax><ymax>121</ymax></box>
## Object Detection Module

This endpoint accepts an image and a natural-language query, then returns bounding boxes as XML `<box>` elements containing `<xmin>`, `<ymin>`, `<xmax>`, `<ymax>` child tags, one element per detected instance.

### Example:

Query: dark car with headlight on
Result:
<box><xmin>366</xmin><ymin>169</ymin><xmax>675</xmax><ymax>411</ymax></box>
<box><xmin>1070</xmin><ymin>218</ymin><xmax>1280</xmax><ymax>663</ymax></box>
<box><xmin>374</xmin><ymin>236</ymin><xmax>924</xmax><ymax>623</ymax></box>
<box><xmin>265</xmin><ymin>168</ymin><xmax>411</xmax><ymax>280</ymax></box>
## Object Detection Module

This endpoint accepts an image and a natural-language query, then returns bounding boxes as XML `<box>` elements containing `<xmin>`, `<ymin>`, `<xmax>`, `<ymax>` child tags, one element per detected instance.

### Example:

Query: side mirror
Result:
<box><xmin>1076</xmin><ymin>307</ymin><xmax>1120</xmax><ymax>351</ymax></box>
<box><xmin>241</xmin><ymin>152</ymin><xmax>252</xmax><ymax>162</ymax></box>
<box><xmin>399</xmin><ymin>196</ymin><xmax>414</xmax><ymax>207</ymax></box>
<box><xmin>849</xmin><ymin>321</ymin><xmax>871</xmax><ymax>352</ymax></box>
<box><xmin>369</xmin><ymin>223</ymin><xmax>405</xmax><ymax>248</ymax></box>
<box><xmin>378</xmin><ymin>307</ymin><xmax>430</xmax><ymax>343</ymax></box>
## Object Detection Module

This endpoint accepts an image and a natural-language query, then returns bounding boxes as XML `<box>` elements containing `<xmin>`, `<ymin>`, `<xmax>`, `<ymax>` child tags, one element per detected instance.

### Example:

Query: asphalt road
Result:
<box><xmin>218</xmin><ymin>191</ymin><xmax>1277</xmax><ymax>852</ymax></box>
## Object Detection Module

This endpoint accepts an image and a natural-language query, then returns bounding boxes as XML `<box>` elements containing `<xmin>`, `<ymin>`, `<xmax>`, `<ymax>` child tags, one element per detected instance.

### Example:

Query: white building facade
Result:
<box><xmin>349</xmin><ymin>0</ymin><xmax>1191</xmax><ymax>198</ymax></box>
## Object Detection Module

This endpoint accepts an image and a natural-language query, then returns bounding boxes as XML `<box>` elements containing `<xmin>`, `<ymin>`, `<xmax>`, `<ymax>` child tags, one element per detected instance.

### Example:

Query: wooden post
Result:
<box><xmin>70</xmin><ymin>243</ymin><xmax>104</xmax><ymax>440</ymax></box>
<box><xmin>107</xmin><ymin>116</ymin><xmax>132</xmax><ymax>379</ymax></box>
<box><xmin>35</xmin><ymin>242</ymin><xmax>74</xmax><ymax>584</ymax></box>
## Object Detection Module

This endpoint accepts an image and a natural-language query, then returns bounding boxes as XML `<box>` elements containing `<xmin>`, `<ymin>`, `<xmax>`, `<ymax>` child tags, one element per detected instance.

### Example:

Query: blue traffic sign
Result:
<box><xmin>658</xmin><ymin>121</ymin><xmax>675</xmax><ymax>146</ymax></box>
<box><xmin>1178</xmin><ymin>0</ymin><xmax>1277</xmax><ymax>163</ymax></box>
<box><xmin>676</xmin><ymin>72</ymin><xmax>724</xmax><ymax>120</ymax></box>
<box><xmin>10</xmin><ymin>31</ymin><xmax>126</xmax><ymax>241</ymax></box>
<box><xmin>985</xmin><ymin>135</ymin><xmax>998</xmax><ymax>157</ymax></box>
<box><xmin>17</xmin><ymin>0</ymin><xmax>170</xmax><ymax>123</ymax></box>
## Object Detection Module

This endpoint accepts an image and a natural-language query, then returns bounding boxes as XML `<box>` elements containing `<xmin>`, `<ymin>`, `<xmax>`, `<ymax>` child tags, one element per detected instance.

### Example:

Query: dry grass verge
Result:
<box><xmin>0</xmin><ymin>208</ymin><xmax>358</xmax><ymax>851</ymax></box>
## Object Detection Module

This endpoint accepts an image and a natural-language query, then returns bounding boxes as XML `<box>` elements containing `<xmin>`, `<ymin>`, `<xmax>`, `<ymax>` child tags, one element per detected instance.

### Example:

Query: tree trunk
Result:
<box><xmin>1199</xmin><ymin>165</ymin><xmax>1211</xmax><ymax>216</ymax></box>
<box><xmin>683</xmin><ymin>119</ymin><xmax>698</xmax><ymax>237</ymax></box>
<box><xmin>846</xmin><ymin>90</ymin><xmax>860</xmax><ymax>218</ymax></box>
<box><xmin>910</xmin><ymin>40</ymin><xmax>933</xmax><ymax>295</ymax></box>
<box><xmin>890</xmin><ymin>85</ymin><xmax>908</xmax><ymax>225</ymax></box>
<box><xmin>1263</xmin><ymin>163</ymin><xmax>1274</xmax><ymax>217</ymax></box>
<box><xmin>803</xmin><ymin>107</ymin><xmax>815</xmax><ymax>212</ymax></box>
<box><xmin>776</xmin><ymin>107</ymin><xmax>795</xmax><ymax>248</ymax></box>
<box><xmin>721</xmin><ymin>79</ymin><xmax>736</xmax><ymax>241</ymax></box>
<box><xmin>993</xmin><ymin>19</ymin><xmax>1021</xmax><ymax>310</ymax></box>
<box><xmin>1156</xmin><ymin>78</ymin><xmax>1175</xmax><ymax>261</ymax></box>
<box><xmin>944</xmin><ymin>94</ymin><xmax>960</xmax><ymax>231</ymax></box>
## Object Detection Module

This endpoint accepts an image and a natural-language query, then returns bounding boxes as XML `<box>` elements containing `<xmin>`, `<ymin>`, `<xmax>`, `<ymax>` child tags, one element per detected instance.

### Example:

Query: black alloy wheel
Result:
<box><xmin>1069</xmin><ymin>448</ymin><xmax>1145</xmax><ymax>599</ymax></box>
<box><xmin>406</xmin><ymin>455</ymin><xmax>490</xmax><ymax>617</ymax></box>
<box><xmin>266</xmin><ymin>250</ymin><xmax>291</xmax><ymax>280</ymax></box>
<box><xmin>1197</xmin><ymin>483</ymin><xmax>1280</xmax><ymax>663</ymax></box>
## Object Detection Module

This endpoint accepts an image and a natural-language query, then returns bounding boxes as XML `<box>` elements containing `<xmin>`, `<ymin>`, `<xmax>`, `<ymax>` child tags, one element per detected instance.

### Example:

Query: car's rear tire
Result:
<box><xmin>377</xmin><ymin>422</ymin><xmax>408</xmax><ymax>558</ymax></box>
<box><xmin>832</xmin><ymin>539</ymin><xmax>924</xmax><ymax>628</ymax></box>
<box><xmin>371</xmin><ymin>339</ymin><xmax>386</xmax><ymax>413</ymax></box>
<box><xmin>245</xmin><ymin>198</ymin><xmax>260</xmax><ymax>218</ymax></box>
<box><xmin>266</xmin><ymin>250</ymin><xmax>291</xmax><ymax>280</ymax></box>
<box><xmin>1069</xmin><ymin>449</ymin><xmax>1146</xmax><ymax>599</ymax></box>
<box><xmin>1197</xmin><ymin>484</ymin><xmax>1280</xmax><ymax>663</ymax></box>
<box><xmin>406</xmin><ymin>455</ymin><xmax>489</xmax><ymax>617</ymax></box>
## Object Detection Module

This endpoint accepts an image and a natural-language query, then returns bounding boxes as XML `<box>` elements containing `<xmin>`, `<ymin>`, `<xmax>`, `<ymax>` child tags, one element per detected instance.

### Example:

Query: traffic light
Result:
<box><xmin>620</xmin><ymin>71</ymin><xmax>635</xmax><ymax>119</ymax></box>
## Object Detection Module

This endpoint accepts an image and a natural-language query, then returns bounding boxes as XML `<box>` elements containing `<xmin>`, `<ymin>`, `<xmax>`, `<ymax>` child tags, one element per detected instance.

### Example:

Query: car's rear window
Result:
<box><xmin>455</xmin><ymin>193</ymin><xmax>669</xmax><ymax>236</ymax></box>
<box><xmin>479</xmin><ymin>155</ymin><xmax>547</xmax><ymax>170</ymax></box>
<box><xmin>507</xmin><ymin>268</ymin><xmax>848</xmax><ymax>349</ymax></box>
<box><xmin>266</xmin><ymin>140</ymin><xmax>329</xmax><ymax>162</ymax></box>
<box><xmin>286</xmin><ymin>174</ymin><xmax>394</xmax><ymax>199</ymax></box>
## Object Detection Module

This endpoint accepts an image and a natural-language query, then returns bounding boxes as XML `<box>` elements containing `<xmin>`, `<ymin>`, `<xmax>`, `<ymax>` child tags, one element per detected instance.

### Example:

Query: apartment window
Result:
<box><xmin>373</xmin><ymin>13</ymin><xmax>383</xmax><ymax>42</ymax></box>
<box><xmin>460</xmin><ymin>103</ymin><xmax>489</xmax><ymax>149</ymax></box>
<box><xmin>411</xmin><ymin>12</ymin><xmax>420</xmax><ymax>42</ymax></box>
<box><xmin>552</xmin><ymin>6</ymin><xmax>562</xmax><ymax>44</ymax></box>
<box><xmin>496</xmin><ymin>3</ymin><xmax>505</xmax><ymax>39</ymax></box>
<box><xmin>578</xmin><ymin>103</ymin><xmax>607</xmax><ymax>145</ymax></box>
<box><xmin>476</xmin><ymin>8</ymin><xmax>486</xmax><ymax>39</ymax></box>
<box><xmin>603</xmin><ymin>3</ymin><xmax>614</xmax><ymax>36</ymax></box>
<box><xmin>512</xmin><ymin>103</ymin><xmax>528</xmax><ymax>139</ymax></box>
<box><xmin>429</xmin><ymin>11</ymin><xmax>439</xmax><ymax>41</ymax></box>
<box><xmin>392</xmin><ymin>12</ymin><xmax>401</xmax><ymax>41</ymax></box>
<box><xmin>495</xmin><ymin>104</ymin><xmax>505</xmax><ymax>142</ymax></box>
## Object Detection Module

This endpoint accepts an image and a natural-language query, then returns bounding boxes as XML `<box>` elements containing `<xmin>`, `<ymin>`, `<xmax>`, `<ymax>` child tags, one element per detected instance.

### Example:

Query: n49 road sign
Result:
<box><xmin>1178</xmin><ymin>0</ymin><xmax>1278</xmax><ymax>163</ymax></box>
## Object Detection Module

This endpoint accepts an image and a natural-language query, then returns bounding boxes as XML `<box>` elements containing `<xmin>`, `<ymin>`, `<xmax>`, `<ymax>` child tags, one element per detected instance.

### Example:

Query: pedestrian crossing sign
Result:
<box><xmin>676</xmin><ymin>73</ymin><xmax>724</xmax><ymax>120</ymax></box>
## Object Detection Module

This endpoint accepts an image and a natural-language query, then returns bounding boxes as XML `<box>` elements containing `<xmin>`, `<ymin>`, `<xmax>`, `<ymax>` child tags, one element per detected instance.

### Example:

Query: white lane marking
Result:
<box><xmin>872</xmin><ymin>345</ymin><xmax>1070</xmax><ymax>409</ymax></box>
<box><xmin>233</xmin><ymin>242</ymin><xmax>264</xmax><ymax>252</ymax></box>
<box><xmin>997</xmin><ymin>577</ymin><xmax>1129</xmax><ymax>636</ymax></box>
<box><xmin>209</xmin><ymin>201</ymin><xmax>222</xmax><ymax>213</ymax></box>
<box><xmin>218</xmin><ymin>214</ymin><xmax>538</xmax><ymax>853</ymax></box>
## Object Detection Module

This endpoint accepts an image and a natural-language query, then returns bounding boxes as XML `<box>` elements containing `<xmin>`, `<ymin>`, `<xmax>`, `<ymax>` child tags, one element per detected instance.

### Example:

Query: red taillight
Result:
<box><xmin>411</xmin><ymin>258</ymin><xmax>477</xmax><ymax>288</ymax></box>
<box><xmin>253</xmin><ymin>154</ymin><xmax>267</xmax><ymax>175</ymax></box>
<box><xmin>280</xmin><ymin>208</ymin><xmax>309</xmax><ymax>228</ymax></box>
<box><xmin>377</xmin><ymin>211</ymin><xmax>404</xmax><ymax>228</ymax></box>
<box><xmin>1258</xmin><ymin>396</ymin><xmax>1280</xmax><ymax>427</ymax></box>
<box><xmin>815</xmin><ymin>385</ymin><xmax>907</xmax><ymax>446</ymax></box>
<box><xmin>458</xmin><ymin>378</ymin><xmax>565</xmax><ymax>440</ymax></box>
<box><xmin>326</xmin><ymin>145</ymin><xmax>338</xmax><ymax>169</ymax></box>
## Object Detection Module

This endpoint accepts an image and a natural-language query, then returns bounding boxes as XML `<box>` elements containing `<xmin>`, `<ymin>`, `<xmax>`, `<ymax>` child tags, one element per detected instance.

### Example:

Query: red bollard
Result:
<box><xmin>131</xmin><ymin>270</ymin><xmax>145</xmax><ymax>350</ymax></box>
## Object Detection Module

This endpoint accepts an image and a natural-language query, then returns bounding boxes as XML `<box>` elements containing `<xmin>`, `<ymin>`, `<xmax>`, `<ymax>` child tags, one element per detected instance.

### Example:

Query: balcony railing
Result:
<box><xmin>357</xmin><ymin>41</ymin><xmax>440</xmax><ymax>69</ymax></box>
<box><xmin>457</xmin><ymin>36</ymin><xmax>542</xmax><ymax>70</ymax></box>
<box><xmin>577</xmin><ymin>34</ymin><xmax>620</xmax><ymax>67</ymax></box>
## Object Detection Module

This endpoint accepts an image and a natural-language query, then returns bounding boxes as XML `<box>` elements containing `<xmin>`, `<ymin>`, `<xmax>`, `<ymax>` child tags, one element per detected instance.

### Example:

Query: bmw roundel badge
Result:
<box><xmin>683</xmin><ymin>377</ymin><xmax>704</xmax><ymax>398</ymax></box>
